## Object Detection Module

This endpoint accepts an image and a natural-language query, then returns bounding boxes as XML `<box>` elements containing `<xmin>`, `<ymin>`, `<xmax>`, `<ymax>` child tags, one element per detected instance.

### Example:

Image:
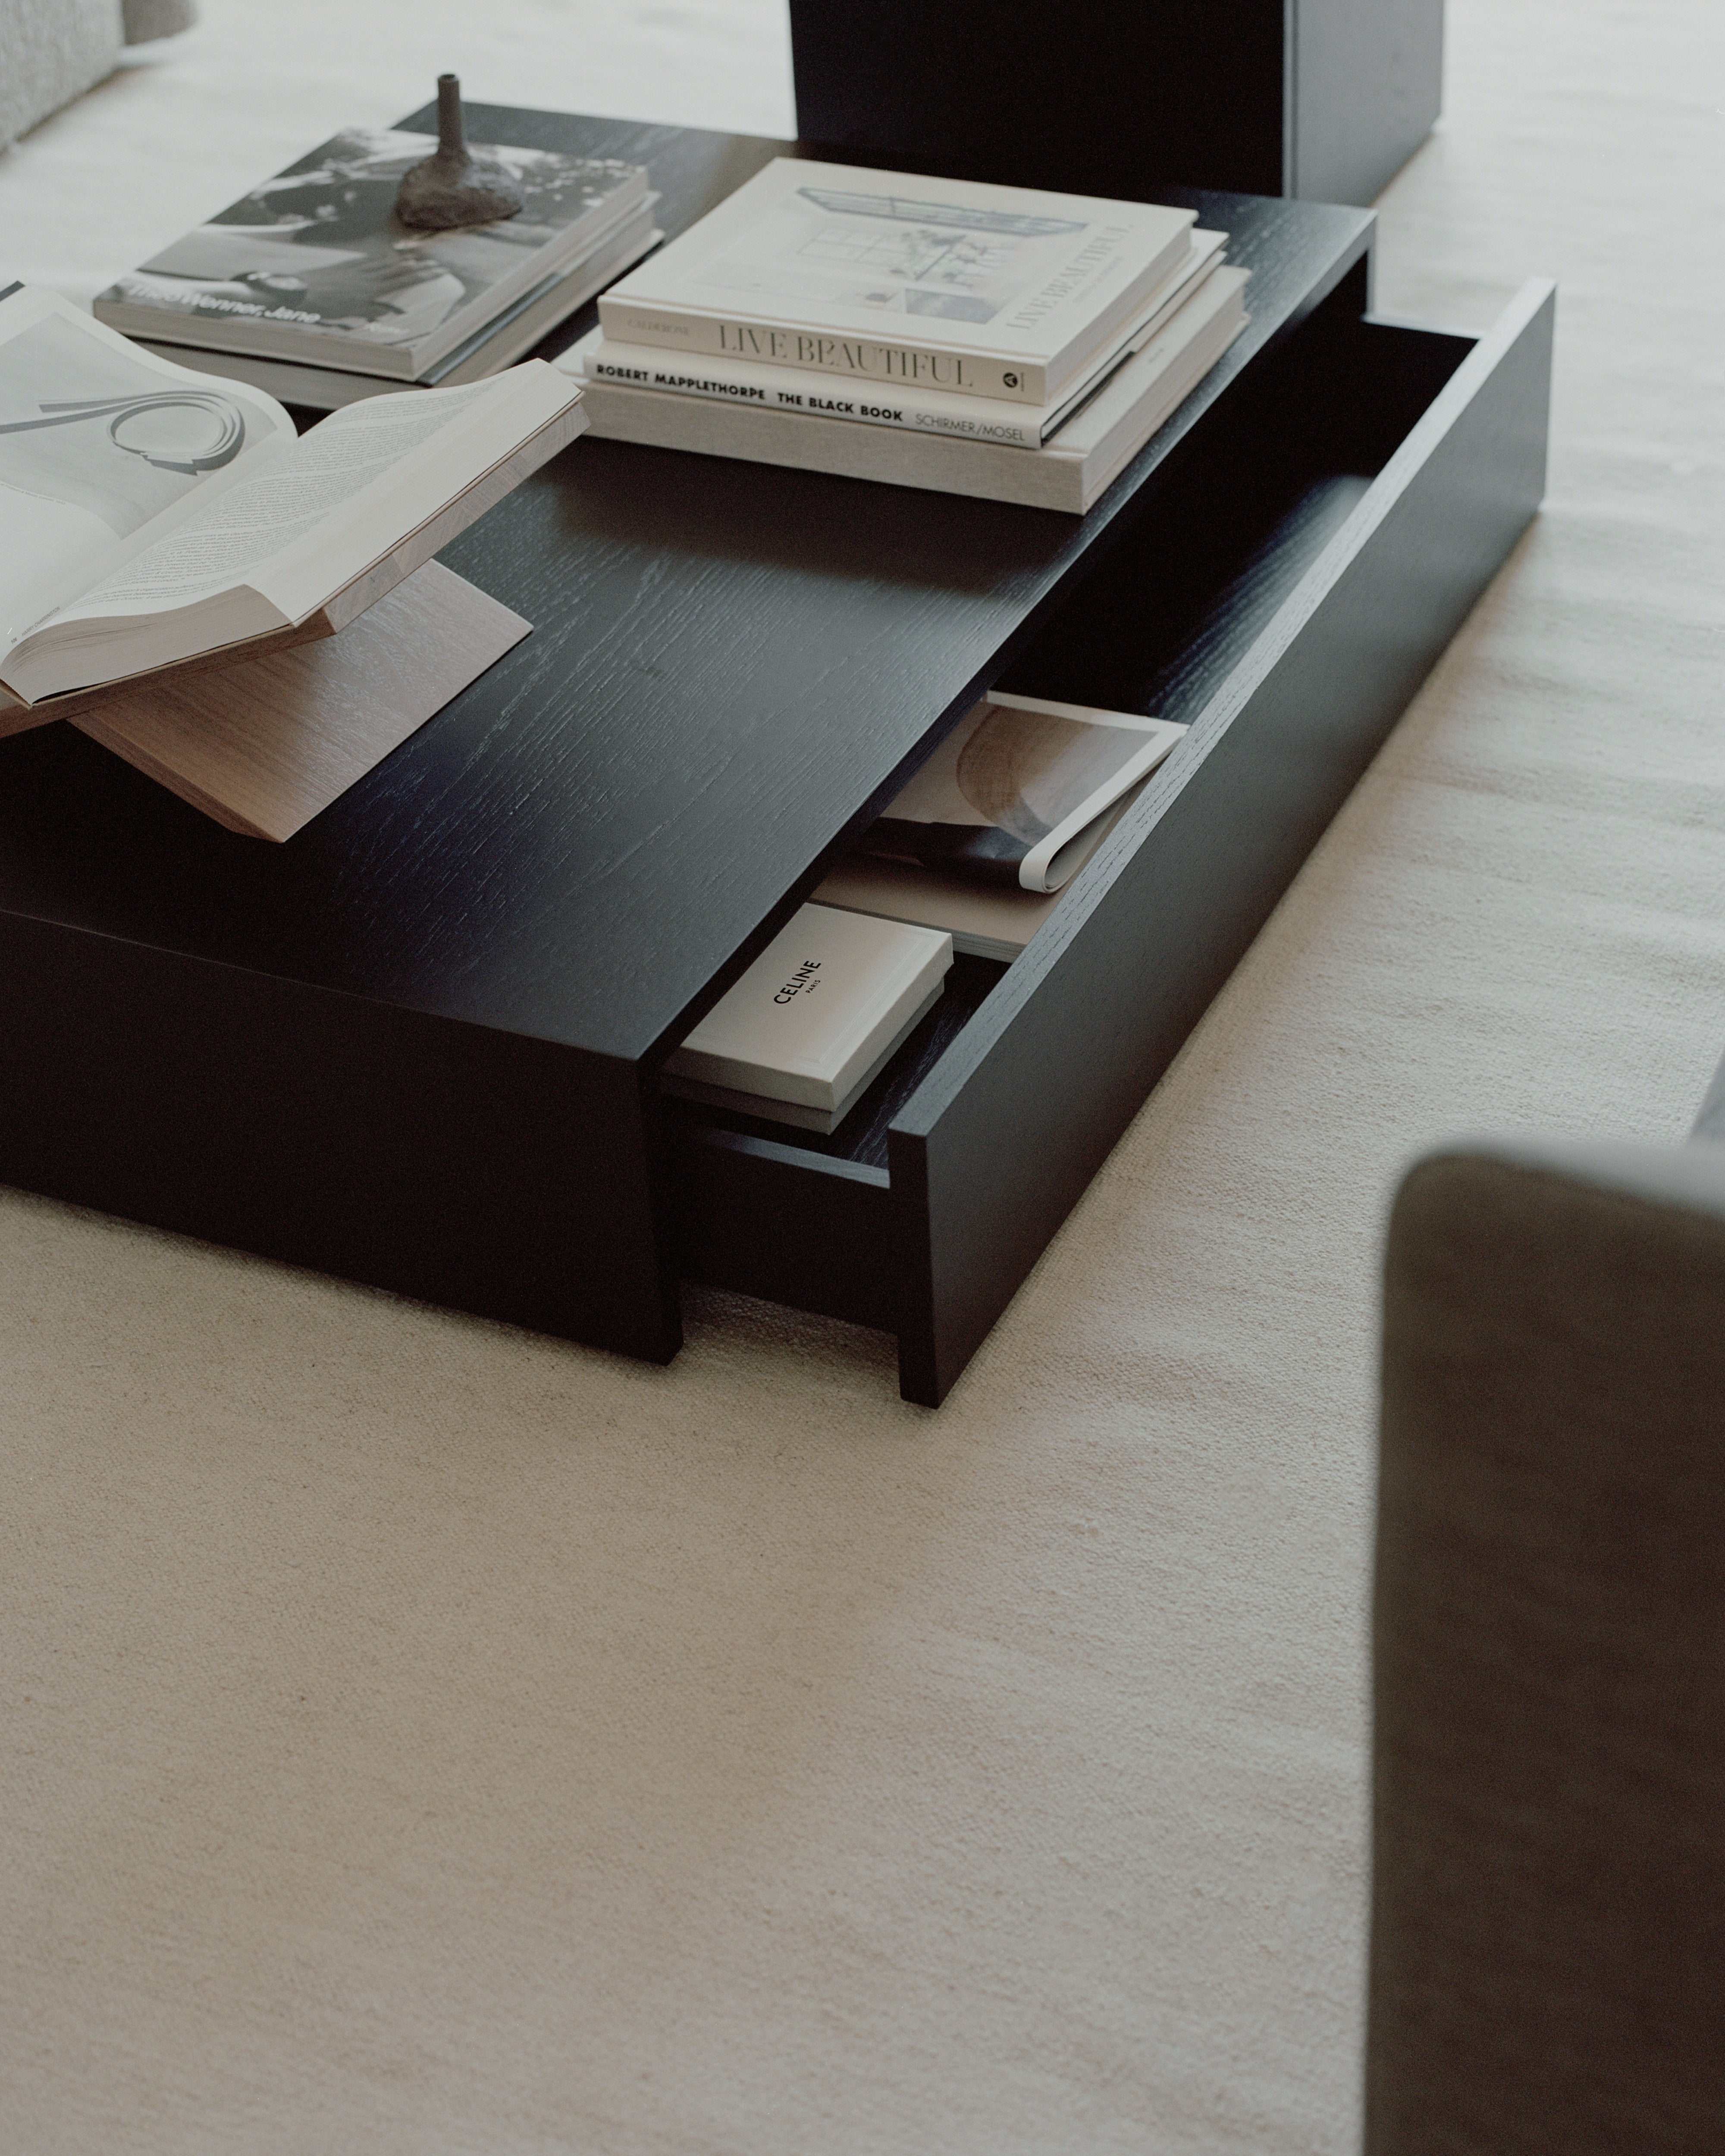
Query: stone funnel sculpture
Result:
<box><xmin>395</xmin><ymin>75</ymin><xmax>525</xmax><ymax>232</ymax></box>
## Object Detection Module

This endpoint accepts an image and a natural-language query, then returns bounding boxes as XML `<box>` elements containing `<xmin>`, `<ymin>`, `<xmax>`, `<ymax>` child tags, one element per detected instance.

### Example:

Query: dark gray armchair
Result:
<box><xmin>1368</xmin><ymin>1085</ymin><xmax>1725</xmax><ymax>2153</ymax></box>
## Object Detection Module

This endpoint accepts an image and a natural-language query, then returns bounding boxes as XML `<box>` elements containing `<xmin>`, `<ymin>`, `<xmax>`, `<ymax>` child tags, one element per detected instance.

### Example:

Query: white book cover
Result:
<box><xmin>665</xmin><ymin>903</ymin><xmax>953</xmax><ymax>1130</ymax></box>
<box><xmin>599</xmin><ymin>158</ymin><xmax>1195</xmax><ymax>404</ymax></box>
<box><xmin>565</xmin><ymin>232</ymin><xmax>1225</xmax><ymax>448</ymax></box>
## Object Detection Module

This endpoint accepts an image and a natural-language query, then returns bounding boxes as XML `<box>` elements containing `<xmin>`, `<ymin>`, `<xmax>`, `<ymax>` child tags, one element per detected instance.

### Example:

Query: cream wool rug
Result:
<box><xmin>3</xmin><ymin>4</ymin><xmax>1723</xmax><ymax>2150</ymax></box>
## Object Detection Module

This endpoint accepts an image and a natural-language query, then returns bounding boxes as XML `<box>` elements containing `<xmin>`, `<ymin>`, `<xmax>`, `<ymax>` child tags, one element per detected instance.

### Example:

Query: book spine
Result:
<box><xmin>577</xmin><ymin>376</ymin><xmax>1089</xmax><ymax>512</ymax></box>
<box><xmin>578</xmin><ymin>343</ymin><xmax>1045</xmax><ymax>448</ymax></box>
<box><xmin>594</xmin><ymin>301</ymin><xmax>1049</xmax><ymax>404</ymax></box>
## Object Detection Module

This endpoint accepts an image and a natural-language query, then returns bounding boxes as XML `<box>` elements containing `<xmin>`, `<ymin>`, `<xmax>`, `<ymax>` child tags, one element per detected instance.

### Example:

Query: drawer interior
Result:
<box><xmin>663</xmin><ymin>298</ymin><xmax>1477</xmax><ymax>1173</ymax></box>
<box><xmin>663</xmin><ymin>273</ymin><xmax>1550</xmax><ymax>1401</ymax></box>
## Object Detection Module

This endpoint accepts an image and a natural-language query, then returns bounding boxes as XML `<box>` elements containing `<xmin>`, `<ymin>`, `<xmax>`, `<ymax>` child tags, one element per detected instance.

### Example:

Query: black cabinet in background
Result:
<box><xmin>790</xmin><ymin>0</ymin><xmax>1444</xmax><ymax>207</ymax></box>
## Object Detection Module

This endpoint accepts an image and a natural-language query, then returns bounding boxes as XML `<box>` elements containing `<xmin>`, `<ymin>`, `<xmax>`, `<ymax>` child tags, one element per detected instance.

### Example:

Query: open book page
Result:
<box><xmin>45</xmin><ymin>366</ymin><xmax>574</xmax><ymax>630</ymax></box>
<box><xmin>862</xmin><ymin>693</ymin><xmax>1186</xmax><ymax>892</ymax></box>
<box><xmin>247</xmin><ymin>361</ymin><xmax>577</xmax><ymax>623</ymax></box>
<box><xmin>0</xmin><ymin>285</ymin><xmax>294</xmax><ymax>659</ymax></box>
<box><xmin>10</xmin><ymin>361</ymin><xmax>579</xmax><ymax>698</ymax></box>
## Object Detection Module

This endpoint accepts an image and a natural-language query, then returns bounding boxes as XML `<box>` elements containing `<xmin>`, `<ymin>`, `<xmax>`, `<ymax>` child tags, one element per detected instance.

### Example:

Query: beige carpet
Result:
<box><xmin>3</xmin><ymin>4</ymin><xmax>1723</xmax><ymax>2150</ymax></box>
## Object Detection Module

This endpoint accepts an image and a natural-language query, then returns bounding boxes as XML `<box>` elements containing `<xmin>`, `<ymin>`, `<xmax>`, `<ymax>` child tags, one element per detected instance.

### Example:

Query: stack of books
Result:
<box><xmin>93</xmin><ymin>126</ymin><xmax>661</xmax><ymax>411</ymax></box>
<box><xmin>559</xmin><ymin>158</ymin><xmax>1249</xmax><ymax>513</ymax></box>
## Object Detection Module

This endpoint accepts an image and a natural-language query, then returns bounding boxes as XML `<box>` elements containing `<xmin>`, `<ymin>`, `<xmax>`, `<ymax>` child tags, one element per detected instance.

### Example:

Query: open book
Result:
<box><xmin>0</xmin><ymin>283</ymin><xmax>583</xmax><ymax>711</ymax></box>
<box><xmin>858</xmin><ymin>692</ymin><xmax>1186</xmax><ymax>894</ymax></box>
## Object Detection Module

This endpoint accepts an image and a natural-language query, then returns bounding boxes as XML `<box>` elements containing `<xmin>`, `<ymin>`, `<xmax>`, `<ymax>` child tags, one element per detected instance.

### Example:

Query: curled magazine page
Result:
<box><xmin>47</xmin><ymin>377</ymin><xmax>502</xmax><ymax>625</ymax></box>
<box><xmin>102</xmin><ymin>129</ymin><xmax>646</xmax><ymax>354</ymax></box>
<box><xmin>865</xmin><ymin>695</ymin><xmax>1186</xmax><ymax>892</ymax></box>
<box><xmin>0</xmin><ymin>285</ymin><xmax>293</xmax><ymax>651</ymax></box>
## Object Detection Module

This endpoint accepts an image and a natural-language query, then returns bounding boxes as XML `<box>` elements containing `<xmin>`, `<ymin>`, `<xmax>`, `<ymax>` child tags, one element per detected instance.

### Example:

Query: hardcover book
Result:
<box><xmin>565</xmin><ymin>230</ymin><xmax>1225</xmax><ymax>448</ymax></box>
<box><xmin>664</xmin><ymin>903</ymin><xmax>953</xmax><ymax>1133</ymax></box>
<box><xmin>94</xmin><ymin>127</ymin><xmax>649</xmax><ymax>380</ymax></box>
<box><xmin>138</xmin><ymin>206</ymin><xmax>662</xmax><ymax>411</ymax></box>
<box><xmin>598</xmin><ymin>157</ymin><xmax>1195</xmax><ymax>405</ymax></box>
<box><xmin>577</xmin><ymin>265</ymin><xmax>1249</xmax><ymax>512</ymax></box>
<box><xmin>0</xmin><ymin>285</ymin><xmax>583</xmax><ymax>709</ymax></box>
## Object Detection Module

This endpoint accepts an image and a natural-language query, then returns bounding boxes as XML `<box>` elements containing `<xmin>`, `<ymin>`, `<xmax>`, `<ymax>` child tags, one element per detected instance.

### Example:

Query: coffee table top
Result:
<box><xmin>0</xmin><ymin>110</ymin><xmax>1370</xmax><ymax>1066</ymax></box>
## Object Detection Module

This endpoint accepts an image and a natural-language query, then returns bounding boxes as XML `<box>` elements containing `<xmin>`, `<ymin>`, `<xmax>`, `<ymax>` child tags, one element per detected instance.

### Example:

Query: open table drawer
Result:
<box><xmin>670</xmin><ymin>278</ymin><xmax>1555</xmax><ymax>1403</ymax></box>
<box><xmin>0</xmin><ymin>116</ymin><xmax>1550</xmax><ymax>1408</ymax></box>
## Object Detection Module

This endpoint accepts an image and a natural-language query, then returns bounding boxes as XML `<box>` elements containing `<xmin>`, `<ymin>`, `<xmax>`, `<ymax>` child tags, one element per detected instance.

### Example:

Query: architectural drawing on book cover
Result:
<box><xmin>698</xmin><ymin>185</ymin><xmax>1101</xmax><ymax>326</ymax></box>
<box><xmin>100</xmin><ymin>128</ymin><xmax>644</xmax><ymax>351</ymax></box>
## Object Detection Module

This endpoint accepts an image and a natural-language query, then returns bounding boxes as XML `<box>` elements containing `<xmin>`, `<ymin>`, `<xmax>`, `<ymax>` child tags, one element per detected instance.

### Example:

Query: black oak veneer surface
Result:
<box><xmin>0</xmin><ymin>109</ymin><xmax>1376</xmax><ymax>1376</ymax></box>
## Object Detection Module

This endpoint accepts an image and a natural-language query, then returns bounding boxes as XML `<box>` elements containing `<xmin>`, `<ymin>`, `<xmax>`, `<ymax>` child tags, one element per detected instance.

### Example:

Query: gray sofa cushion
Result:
<box><xmin>0</xmin><ymin>0</ymin><xmax>198</xmax><ymax>150</ymax></box>
<box><xmin>0</xmin><ymin>0</ymin><xmax>122</xmax><ymax>148</ymax></box>
<box><xmin>1368</xmin><ymin>1137</ymin><xmax>1725</xmax><ymax>2153</ymax></box>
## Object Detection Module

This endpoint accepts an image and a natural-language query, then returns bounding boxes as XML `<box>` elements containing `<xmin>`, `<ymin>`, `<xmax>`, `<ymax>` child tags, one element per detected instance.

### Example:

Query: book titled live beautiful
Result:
<box><xmin>577</xmin><ymin>264</ymin><xmax>1249</xmax><ymax>514</ymax></box>
<box><xmin>568</xmin><ymin>231</ymin><xmax>1226</xmax><ymax>448</ymax></box>
<box><xmin>598</xmin><ymin>158</ymin><xmax>1195</xmax><ymax>406</ymax></box>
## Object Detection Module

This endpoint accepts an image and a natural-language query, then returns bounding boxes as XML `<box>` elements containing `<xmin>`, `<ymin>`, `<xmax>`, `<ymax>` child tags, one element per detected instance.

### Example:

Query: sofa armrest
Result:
<box><xmin>1368</xmin><ymin>1139</ymin><xmax>1725</xmax><ymax>2153</ymax></box>
<box><xmin>0</xmin><ymin>0</ymin><xmax>122</xmax><ymax>148</ymax></box>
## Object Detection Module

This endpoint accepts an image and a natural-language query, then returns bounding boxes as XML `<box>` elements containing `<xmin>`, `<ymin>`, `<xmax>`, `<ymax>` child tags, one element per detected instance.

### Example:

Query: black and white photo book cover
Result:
<box><xmin>94</xmin><ymin>128</ymin><xmax>650</xmax><ymax>379</ymax></box>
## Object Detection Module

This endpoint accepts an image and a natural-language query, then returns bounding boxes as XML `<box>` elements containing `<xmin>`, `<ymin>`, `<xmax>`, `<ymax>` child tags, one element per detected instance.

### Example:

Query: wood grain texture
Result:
<box><xmin>72</xmin><ymin>564</ymin><xmax>530</xmax><ymax>842</ymax></box>
<box><xmin>0</xmin><ymin>120</ymin><xmax>1369</xmax><ymax>1065</ymax></box>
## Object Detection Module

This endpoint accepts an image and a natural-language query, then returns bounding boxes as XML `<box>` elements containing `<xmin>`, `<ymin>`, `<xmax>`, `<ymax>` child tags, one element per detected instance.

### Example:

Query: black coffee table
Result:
<box><xmin>0</xmin><ymin>109</ymin><xmax>1552</xmax><ymax>1401</ymax></box>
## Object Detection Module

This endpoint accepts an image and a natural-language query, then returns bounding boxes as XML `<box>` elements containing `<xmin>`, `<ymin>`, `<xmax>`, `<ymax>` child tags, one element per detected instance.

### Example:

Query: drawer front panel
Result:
<box><xmin>675</xmin><ymin>1125</ymin><xmax>900</xmax><ymax>1334</ymax></box>
<box><xmin>894</xmin><ymin>285</ymin><xmax>1555</xmax><ymax>1401</ymax></box>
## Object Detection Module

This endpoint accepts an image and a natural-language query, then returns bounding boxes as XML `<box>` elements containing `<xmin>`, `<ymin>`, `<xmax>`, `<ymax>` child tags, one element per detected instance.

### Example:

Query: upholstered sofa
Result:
<box><xmin>1368</xmin><ymin>1068</ymin><xmax>1725</xmax><ymax>2150</ymax></box>
<box><xmin>1</xmin><ymin>0</ymin><xmax>194</xmax><ymax>150</ymax></box>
